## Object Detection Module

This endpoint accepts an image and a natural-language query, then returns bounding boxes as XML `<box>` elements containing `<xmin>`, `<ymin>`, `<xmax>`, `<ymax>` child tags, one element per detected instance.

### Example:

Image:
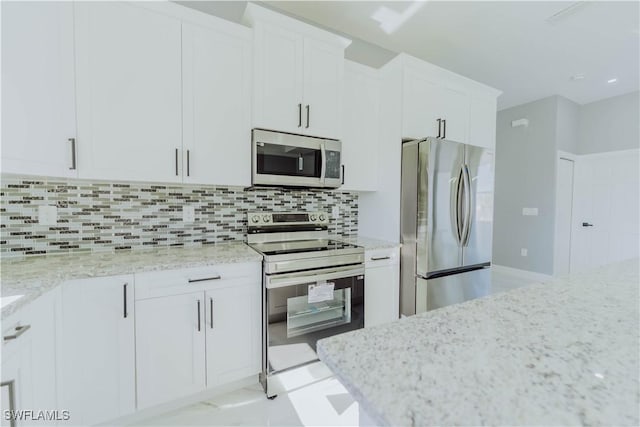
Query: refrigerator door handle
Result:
<box><xmin>461</xmin><ymin>163</ymin><xmax>472</xmax><ymax>247</ymax></box>
<box><xmin>453</xmin><ymin>165</ymin><xmax>464</xmax><ymax>245</ymax></box>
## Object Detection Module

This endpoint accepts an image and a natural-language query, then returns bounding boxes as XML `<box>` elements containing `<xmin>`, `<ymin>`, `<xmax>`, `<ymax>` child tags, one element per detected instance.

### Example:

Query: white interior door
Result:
<box><xmin>571</xmin><ymin>149</ymin><xmax>640</xmax><ymax>273</ymax></box>
<box><xmin>554</xmin><ymin>156</ymin><xmax>575</xmax><ymax>276</ymax></box>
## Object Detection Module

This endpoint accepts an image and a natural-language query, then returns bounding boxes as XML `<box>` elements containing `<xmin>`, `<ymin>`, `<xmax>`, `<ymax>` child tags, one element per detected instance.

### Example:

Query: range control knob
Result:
<box><xmin>251</xmin><ymin>215</ymin><xmax>260</xmax><ymax>223</ymax></box>
<box><xmin>319</xmin><ymin>214</ymin><xmax>326</xmax><ymax>221</ymax></box>
<box><xmin>262</xmin><ymin>215</ymin><xmax>271</xmax><ymax>223</ymax></box>
<box><xmin>310</xmin><ymin>214</ymin><xmax>317</xmax><ymax>221</ymax></box>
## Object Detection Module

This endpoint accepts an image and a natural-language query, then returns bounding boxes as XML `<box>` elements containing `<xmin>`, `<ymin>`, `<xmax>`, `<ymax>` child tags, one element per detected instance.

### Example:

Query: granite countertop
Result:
<box><xmin>1</xmin><ymin>243</ymin><xmax>262</xmax><ymax>319</ymax></box>
<box><xmin>334</xmin><ymin>235</ymin><xmax>401</xmax><ymax>251</ymax></box>
<box><xmin>317</xmin><ymin>259</ymin><xmax>640</xmax><ymax>426</ymax></box>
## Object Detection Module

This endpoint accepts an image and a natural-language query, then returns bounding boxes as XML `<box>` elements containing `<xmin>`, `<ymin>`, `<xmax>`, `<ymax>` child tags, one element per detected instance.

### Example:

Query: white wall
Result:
<box><xmin>578</xmin><ymin>91</ymin><xmax>639</xmax><ymax>154</ymax></box>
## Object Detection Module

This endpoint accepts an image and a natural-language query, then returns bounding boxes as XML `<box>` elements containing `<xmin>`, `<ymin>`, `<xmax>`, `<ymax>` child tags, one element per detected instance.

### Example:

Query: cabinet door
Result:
<box><xmin>341</xmin><ymin>62</ymin><xmax>379</xmax><ymax>192</ymax></box>
<box><xmin>252</xmin><ymin>23</ymin><xmax>304</xmax><ymax>134</ymax></box>
<box><xmin>365</xmin><ymin>264</ymin><xmax>400</xmax><ymax>328</ymax></box>
<box><xmin>136</xmin><ymin>292</ymin><xmax>206</xmax><ymax>409</ymax></box>
<box><xmin>439</xmin><ymin>86</ymin><xmax>470</xmax><ymax>144</ymax></box>
<box><xmin>468</xmin><ymin>95</ymin><xmax>497</xmax><ymax>149</ymax></box>
<box><xmin>182</xmin><ymin>22</ymin><xmax>252</xmax><ymax>186</ymax></box>
<box><xmin>1</xmin><ymin>1</ymin><xmax>77</xmax><ymax>178</ymax></box>
<box><xmin>302</xmin><ymin>38</ymin><xmax>344</xmax><ymax>139</ymax></box>
<box><xmin>59</xmin><ymin>276</ymin><xmax>135</xmax><ymax>425</ymax></box>
<box><xmin>75</xmin><ymin>2</ymin><xmax>182</xmax><ymax>183</ymax></box>
<box><xmin>205</xmin><ymin>282</ymin><xmax>260</xmax><ymax>388</ymax></box>
<box><xmin>402</xmin><ymin>68</ymin><xmax>442</xmax><ymax>139</ymax></box>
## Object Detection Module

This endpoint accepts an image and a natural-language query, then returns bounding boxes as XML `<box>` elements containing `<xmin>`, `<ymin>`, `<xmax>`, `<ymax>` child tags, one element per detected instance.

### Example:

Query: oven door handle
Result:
<box><xmin>265</xmin><ymin>265</ymin><xmax>364</xmax><ymax>289</ymax></box>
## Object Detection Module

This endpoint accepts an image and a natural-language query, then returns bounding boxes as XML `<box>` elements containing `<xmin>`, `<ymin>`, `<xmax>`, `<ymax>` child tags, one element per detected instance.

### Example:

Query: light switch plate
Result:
<box><xmin>331</xmin><ymin>206</ymin><xmax>339</xmax><ymax>218</ymax></box>
<box><xmin>521</xmin><ymin>248</ymin><xmax>528</xmax><ymax>257</ymax></box>
<box><xmin>522</xmin><ymin>208</ymin><xmax>539</xmax><ymax>216</ymax></box>
<box><xmin>183</xmin><ymin>206</ymin><xmax>195</xmax><ymax>223</ymax></box>
<box><xmin>38</xmin><ymin>205</ymin><xmax>57</xmax><ymax>225</ymax></box>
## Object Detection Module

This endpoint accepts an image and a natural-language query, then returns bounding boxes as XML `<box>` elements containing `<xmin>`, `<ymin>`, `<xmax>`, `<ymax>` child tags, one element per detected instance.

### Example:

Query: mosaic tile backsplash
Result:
<box><xmin>0</xmin><ymin>175</ymin><xmax>358</xmax><ymax>258</ymax></box>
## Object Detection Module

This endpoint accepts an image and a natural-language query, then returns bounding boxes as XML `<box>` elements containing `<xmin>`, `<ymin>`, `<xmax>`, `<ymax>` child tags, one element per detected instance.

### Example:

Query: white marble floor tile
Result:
<box><xmin>132</xmin><ymin>377</ymin><xmax>359</xmax><ymax>427</ymax></box>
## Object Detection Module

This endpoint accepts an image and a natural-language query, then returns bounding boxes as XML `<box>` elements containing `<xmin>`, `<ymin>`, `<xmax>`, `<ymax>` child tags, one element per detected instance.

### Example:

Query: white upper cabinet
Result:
<box><xmin>468</xmin><ymin>95</ymin><xmax>498</xmax><ymax>149</ymax></box>
<box><xmin>252</xmin><ymin>23</ymin><xmax>304</xmax><ymax>135</ymax></box>
<box><xmin>245</xmin><ymin>3</ymin><xmax>349</xmax><ymax>140</ymax></box>
<box><xmin>302</xmin><ymin>38</ymin><xmax>344</xmax><ymax>139</ymax></box>
<box><xmin>74</xmin><ymin>2</ymin><xmax>182</xmax><ymax>183</ymax></box>
<box><xmin>342</xmin><ymin>61</ymin><xmax>380</xmax><ymax>192</ymax></box>
<box><xmin>402</xmin><ymin>65</ymin><xmax>470</xmax><ymax>143</ymax></box>
<box><xmin>1</xmin><ymin>1</ymin><xmax>78</xmax><ymax>178</ymax></box>
<box><xmin>181</xmin><ymin>19</ymin><xmax>252</xmax><ymax>187</ymax></box>
<box><xmin>400</xmin><ymin>54</ymin><xmax>500</xmax><ymax>147</ymax></box>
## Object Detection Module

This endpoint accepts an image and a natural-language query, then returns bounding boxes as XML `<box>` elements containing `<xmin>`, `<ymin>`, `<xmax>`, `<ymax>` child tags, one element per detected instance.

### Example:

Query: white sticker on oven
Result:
<box><xmin>308</xmin><ymin>282</ymin><xmax>335</xmax><ymax>303</ymax></box>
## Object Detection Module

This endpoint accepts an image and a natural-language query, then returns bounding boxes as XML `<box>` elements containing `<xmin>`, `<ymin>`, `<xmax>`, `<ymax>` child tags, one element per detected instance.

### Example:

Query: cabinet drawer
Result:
<box><xmin>135</xmin><ymin>262</ymin><xmax>261</xmax><ymax>300</ymax></box>
<box><xmin>365</xmin><ymin>247</ymin><xmax>400</xmax><ymax>268</ymax></box>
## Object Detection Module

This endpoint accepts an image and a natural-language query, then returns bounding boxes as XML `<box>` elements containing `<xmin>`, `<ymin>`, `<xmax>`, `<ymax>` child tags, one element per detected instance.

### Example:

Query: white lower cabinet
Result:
<box><xmin>365</xmin><ymin>247</ymin><xmax>400</xmax><ymax>328</ymax></box>
<box><xmin>1</xmin><ymin>291</ymin><xmax>58</xmax><ymax>427</ymax></box>
<box><xmin>135</xmin><ymin>292</ymin><xmax>207</xmax><ymax>409</ymax></box>
<box><xmin>135</xmin><ymin>262</ymin><xmax>261</xmax><ymax>409</ymax></box>
<box><xmin>59</xmin><ymin>275</ymin><xmax>136</xmax><ymax>426</ymax></box>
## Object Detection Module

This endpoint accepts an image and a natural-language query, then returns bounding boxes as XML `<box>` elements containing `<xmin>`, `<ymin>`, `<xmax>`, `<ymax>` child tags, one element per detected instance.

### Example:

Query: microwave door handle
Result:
<box><xmin>320</xmin><ymin>143</ymin><xmax>326</xmax><ymax>182</ymax></box>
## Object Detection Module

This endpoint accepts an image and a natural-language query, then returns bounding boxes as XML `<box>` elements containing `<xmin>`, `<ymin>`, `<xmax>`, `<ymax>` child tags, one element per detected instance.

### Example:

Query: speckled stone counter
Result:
<box><xmin>1</xmin><ymin>243</ymin><xmax>261</xmax><ymax>319</ymax></box>
<box><xmin>317</xmin><ymin>259</ymin><xmax>640</xmax><ymax>426</ymax></box>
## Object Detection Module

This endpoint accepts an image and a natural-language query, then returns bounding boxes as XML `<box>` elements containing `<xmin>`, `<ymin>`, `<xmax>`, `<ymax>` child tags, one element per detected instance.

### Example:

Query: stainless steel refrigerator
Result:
<box><xmin>400</xmin><ymin>137</ymin><xmax>494</xmax><ymax>315</ymax></box>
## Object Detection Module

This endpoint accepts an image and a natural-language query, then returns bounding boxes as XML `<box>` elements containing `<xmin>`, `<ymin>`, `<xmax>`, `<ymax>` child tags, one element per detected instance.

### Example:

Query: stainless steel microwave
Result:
<box><xmin>252</xmin><ymin>129</ymin><xmax>342</xmax><ymax>189</ymax></box>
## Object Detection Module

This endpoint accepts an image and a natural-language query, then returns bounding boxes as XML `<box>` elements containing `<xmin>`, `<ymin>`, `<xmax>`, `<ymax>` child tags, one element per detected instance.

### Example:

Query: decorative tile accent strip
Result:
<box><xmin>0</xmin><ymin>175</ymin><xmax>358</xmax><ymax>257</ymax></box>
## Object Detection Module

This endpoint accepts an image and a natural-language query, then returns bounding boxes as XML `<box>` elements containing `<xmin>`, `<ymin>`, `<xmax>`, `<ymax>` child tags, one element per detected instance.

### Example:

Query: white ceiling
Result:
<box><xmin>179</xmin><ymin>1</ymin><xmax>640</xmax><ymax>110</ymax></box>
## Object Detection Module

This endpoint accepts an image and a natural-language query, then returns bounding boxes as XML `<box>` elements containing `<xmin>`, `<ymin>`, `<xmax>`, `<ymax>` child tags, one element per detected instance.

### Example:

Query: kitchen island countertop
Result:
<box><xmin>317</xmin><ymin>258</ymin><xmax>640</xmax><ymax>426</ymax></box>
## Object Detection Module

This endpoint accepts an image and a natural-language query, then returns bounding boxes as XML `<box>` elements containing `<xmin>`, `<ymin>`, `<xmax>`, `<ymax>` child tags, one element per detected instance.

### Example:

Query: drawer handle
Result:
<box><xmin>3</xmin><ymin>325</ymin><xmax>31</xmax><ymax>341</ymax></box>
<box><xmin>370</xmin><ymin>256</ymin><xmax>391</xmax><ymax>261</ymax></box>
<box><xmin>188</xmin><ymin>275</ymin><xmax>221</xmax><ymax>283</ymax></box>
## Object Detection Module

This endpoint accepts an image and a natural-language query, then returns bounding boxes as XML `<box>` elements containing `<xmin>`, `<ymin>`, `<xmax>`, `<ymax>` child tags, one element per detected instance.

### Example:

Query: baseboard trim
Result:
<box><xmin>491</xmin><ymin>265</ymin><xmax>553</xmax><ymax>283</ymax></box>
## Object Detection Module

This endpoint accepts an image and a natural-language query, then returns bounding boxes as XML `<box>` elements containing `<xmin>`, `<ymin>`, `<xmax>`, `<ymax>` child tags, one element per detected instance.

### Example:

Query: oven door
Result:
<box><xmin>252</xmin><ymin>129</ymin><xmax>342</xmax><ymax>188</ymax></box>
<box><xmin>264</xmin><ymin>265</ymin><xmax>364</xmax><ymax>375</ymax></box>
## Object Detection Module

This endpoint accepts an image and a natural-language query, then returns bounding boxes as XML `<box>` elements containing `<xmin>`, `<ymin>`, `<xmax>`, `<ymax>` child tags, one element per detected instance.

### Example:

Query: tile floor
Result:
<box><xmin>133</xmin><ymin>270</ymin><xmax>539</xmax><ymax>426</ymax></box>
<box><xmin>133</xmin><ymin>377</ymin><xmax>358</xmax><ymax>427</ymax></box>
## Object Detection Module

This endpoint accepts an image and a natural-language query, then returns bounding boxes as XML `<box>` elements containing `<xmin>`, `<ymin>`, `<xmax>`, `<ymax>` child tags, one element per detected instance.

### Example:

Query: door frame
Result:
<box><xmin>553</xmin><ymin>150</ymin><xmax>578</xmax><ymax>276</ymax></box>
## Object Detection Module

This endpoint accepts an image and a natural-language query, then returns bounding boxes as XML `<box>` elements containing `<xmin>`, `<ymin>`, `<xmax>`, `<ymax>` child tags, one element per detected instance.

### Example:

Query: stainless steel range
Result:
<box><xmin>247</xmin><ymin>211</ymin><xmax>365</xmax><ymax>398</ymax></box>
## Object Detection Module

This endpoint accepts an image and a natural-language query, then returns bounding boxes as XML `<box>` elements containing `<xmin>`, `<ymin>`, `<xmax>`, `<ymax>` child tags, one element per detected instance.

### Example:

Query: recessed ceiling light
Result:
<box><xmin>570</xmin><ymin>73</ymin><xmax>585</xmax><ymax>81</ymax></box>
<box><xmin>607</xmin><ymin>78</ymin><xmax>618</xmax><ymax>84</ymax></box>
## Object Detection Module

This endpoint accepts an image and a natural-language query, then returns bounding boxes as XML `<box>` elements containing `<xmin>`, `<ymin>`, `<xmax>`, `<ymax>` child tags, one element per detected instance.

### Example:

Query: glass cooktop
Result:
<box><xmin>251</xmin><ymin>239</ymin><xmax>361</xmax><ymax>256</ymax></box>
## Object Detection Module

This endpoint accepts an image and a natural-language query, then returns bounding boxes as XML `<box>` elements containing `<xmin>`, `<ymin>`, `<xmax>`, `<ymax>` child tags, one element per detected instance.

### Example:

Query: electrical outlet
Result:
<box><xmin>38</xmin><ymin>205</ymin><xmax>58</xmax><ymax>225</ymax></box>
<box><xmin>331</xmin><ymin>206</ymin><xmax>340</xmax><ymax>218</ymax></box>
<box><xmin>182</xmin><ymin>206</ymin><xmax>195</xmax><ymax>223</ymax></box>
<box><xmin>522</xmin><ymin>208</ymin><xmax>538</xmax><ymax>216</ymax></box>
<box><xmin>521</xmin><ymin>248</ymin><xmax>528</xmax><ymax>257</ymax></box>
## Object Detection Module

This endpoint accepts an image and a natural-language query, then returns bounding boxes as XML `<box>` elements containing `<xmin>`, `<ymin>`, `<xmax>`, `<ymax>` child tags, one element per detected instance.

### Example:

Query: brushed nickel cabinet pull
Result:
<box><xmin>306</xmin><ymin>105</ymin><xmax>310</xmax><ymax>128</ymax></box>
<box><xmin>187</xmin><ymin>150</ymin><xmax>190</xmax><ymax>177</ymax></box>
<box><xmin>298</xmin><ymin>103</ymin><xmax>302</xmax><ymax>127</ymax></box>
<box><xmin>3</xmin><ymin>325</ymin><xmax>31</xmax><ymax>341</ymax></box>
<box><xmin>188</xmin><ymin>275</ymin><xmax>221</xmax><ymax>283</ymax></box>
<box><xmin>210</xmin><ymin>297</ymin><xmax>214</xmax><ymax>329</ymax></box>
<box><xmin>68</xmin><ymin>138</ymin><xmax>77</xmax><ymax>170</ymax></box>
<box><xmin>175</xmin><ymin>148</ymin><xmax>179</xmax><ymax>176</ymax></box>
<box><xmin>197</xmin><ymin>300</ymin><xmax>201</xmax><ymax>332</ymax></box>
<box><xmin>370</xmin><ymin>256</ymin><xmax>391</xmax><ymax>261</ymax></box>
<box><xmin>442</xmin><ymin>119</ymin><xmax>447</xmax><ymax>139</ymax></box>
<box><xmin>436</xmin><ymin>119</ymin><xmax>441</xmax><ymax>138</ymax></box>
<box><xmin>123</xmin><ymin>283</ymin><xmax>128</xmax><ymax>318</ymax></box>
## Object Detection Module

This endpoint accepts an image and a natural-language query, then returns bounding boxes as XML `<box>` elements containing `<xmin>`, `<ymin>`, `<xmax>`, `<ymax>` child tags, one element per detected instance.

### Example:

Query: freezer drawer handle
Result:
<box><xmin>3</xmin><ymin>325</ymin><xmax>31</xmax><ymax>341</ymax></box>
<box><xmin>370</xmin><ymin>256</ymin><xmax>391</xmax><ymax>261</ymax></box>
<box><xmin>188</xmin><ymin>275</ymin><xmax>221</xmax><ymax>283</ymax></box>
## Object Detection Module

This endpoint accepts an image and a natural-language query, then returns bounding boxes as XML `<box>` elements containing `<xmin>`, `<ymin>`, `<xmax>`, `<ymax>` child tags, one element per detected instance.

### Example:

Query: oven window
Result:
<box><xmin>266</xmin><ymin>275</ymin><xmax>364</xmax><ymax>374</ymax></box>
<box><xmin>287</xmin><ymin>287</ymin><xmax>351</xmax><ymax>338</ymax></box>
<box><xmin>256</xmin><ymin>143</ymin><xmax>322</xmax><ymax>178</ymax></box>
